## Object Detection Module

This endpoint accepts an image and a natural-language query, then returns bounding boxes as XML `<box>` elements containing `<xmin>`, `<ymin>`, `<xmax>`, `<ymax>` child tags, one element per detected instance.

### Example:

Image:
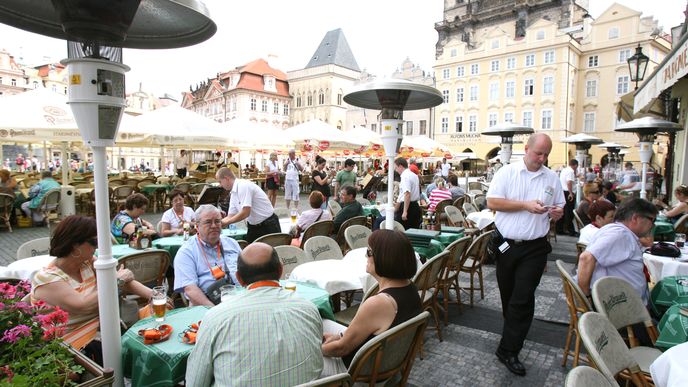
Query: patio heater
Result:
<box><xmin>344</xmin><ymin>79</ymin><xmax>443</xmax><ymax>231</ymax></box>
<box><xmin>615</xmin><ymin>116</ymin><xmax>683</xmax><ymax>199</ymax></box>
<box><xmin>482</xmin><ymin>122</ymin><xmax>534</xmax><ymax>165</ymax></box>
<box><xmin>597</xmin><ymin>142</ymin><xmax>629</xmax><ymax>181</ymax></box>
<box><xmin>561</xmin><ymin>133</ymin><xmax>603</xmax><ymax>204</ymax></box>
<box><xmin>0</xmin><ymin>1</ymin><xmax>216</xmax><ymax>384</ymax></box>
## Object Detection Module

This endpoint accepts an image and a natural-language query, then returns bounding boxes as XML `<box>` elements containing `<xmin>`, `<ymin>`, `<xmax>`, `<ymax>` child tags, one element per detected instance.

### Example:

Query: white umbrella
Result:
<box><xmin>346</xmin><ymin>125</ymin><xmax>382</xmax><ymax>147</ymax></box>
<box><xmin>223</xmin><ymin>118</ymin><xmax>294</xmax><ymax>151</ymax></box>
<box><xmin>285</xmin><ymin>119</ymin><xmax>367</xmax><ymax>151</ymax></box>
<box><xmin>400</xmin><ymin>135</ymin><xmax>450</xmax><ymax>156</ymax></box>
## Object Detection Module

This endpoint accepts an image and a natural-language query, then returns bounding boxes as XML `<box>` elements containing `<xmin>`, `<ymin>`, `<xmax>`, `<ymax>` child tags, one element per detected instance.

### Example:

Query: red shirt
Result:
<box><xmin>409</xmin><ymin>164</ymin><xmax>419</xmax><ymax>175</ymax></box>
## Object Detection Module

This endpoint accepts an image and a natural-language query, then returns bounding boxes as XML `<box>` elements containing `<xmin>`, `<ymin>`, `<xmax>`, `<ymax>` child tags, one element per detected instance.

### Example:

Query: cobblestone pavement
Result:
<box><xmin>0</xmin><ymin>192</ymin><xmax>580</xmax><ymax>386</ymax></box>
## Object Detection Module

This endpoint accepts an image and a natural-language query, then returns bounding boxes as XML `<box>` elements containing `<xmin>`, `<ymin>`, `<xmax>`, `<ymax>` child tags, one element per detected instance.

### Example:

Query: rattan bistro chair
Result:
<box><xmin>413</xmin><ymin>251</ymin><xmax>450</xmax><ymax>342</ymax></box>
<box><xmin>274</xmin><ymin>245</ymin><xmax>307</xmax><ymax>279</ymax></box>
<box><xmin>334</xmin><ymin>282</ymin><xmax>379</xmax><ymax>327</ymax></box>
<box><xmin>556</xmin><ymin>260</ymin><xmax>592</xmax><ymax>368</ymax></box>
<box><xmin>300</xmin><ymin>220</ymin><xmax>334</xmax><ymax>249</ymax></box>
<box><xmin>117</xmin><ymin>249</ymin><xmax>170</xmax><ymax>289</ymax></box>
<box><xmin>16</xmin><ymin>237</ymin><xmax>51</xmax><ymax>259</ymax></box>
<box><xmin>295</xmin><ymin>373</ymin><xmax>352</xmax><ymax>387</ymax></box>
<box><xmin>439</xmin><ymin>236</ymin><xmax>472</xmax><ymax>324</ymax></box>
<box><xmin>564</xmin><ymin>366</ymin><xmax>618</xmax><ymax>387</ymax></box>
<box><xmin>344</xmin><ymin>225</ymin><xmax>371</xmax><ymax>251</ymax></box>
<box><xmin>0</xmin><ymin>193</ymin><xmax>14</xmax><ymax>232</ymax></box>
<box><xmin>458</xmin><ymin>230</ymin><xmax>493</xmax><ymax>307</ymax></box>
<box><xmin>254</xmin><ymin>233</ymin><xmax>293</xmax><ymax>248</ymax></box>
<box><xmin>303</xmin><ymin>236</ymin><xmax>343</xmax><ymax>261</ymax></box>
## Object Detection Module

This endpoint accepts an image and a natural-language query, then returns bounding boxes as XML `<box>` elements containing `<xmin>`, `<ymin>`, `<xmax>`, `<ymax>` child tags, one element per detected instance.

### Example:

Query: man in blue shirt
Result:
<box><xmin>174</xmin><ymin>204</ymin><xmax>240</xmax><ymax>306</ymax></box>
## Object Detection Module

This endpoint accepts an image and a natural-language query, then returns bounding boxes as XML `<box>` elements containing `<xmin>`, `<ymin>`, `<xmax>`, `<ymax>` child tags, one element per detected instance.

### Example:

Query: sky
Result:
<box><xmin>0</xmin><ymin>0</ymin><xmax>684</xmax><ymax>101</ymax></box>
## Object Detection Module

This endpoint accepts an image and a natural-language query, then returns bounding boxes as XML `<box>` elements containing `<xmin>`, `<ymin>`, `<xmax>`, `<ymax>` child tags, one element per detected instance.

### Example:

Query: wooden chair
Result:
<box><xmin>254</xmin><ymin>233</ymin><xmax>293</xmax><ymax>247</ymax></box>
<box><xmin>36</xmin><ymin>188</ymin><xmax>61</xmax><ymax>230</ymax></box>
<box><xmin>444</xmin><ymin>205</ymin><xmax>479</xmax><ymax>237</ymax></box>
<box><xmin>462</xmin><ymin>202</ymin><xmax>478</xmax><ymax>216</ymax></box>
<box><xmin>555</xmin><ymin>260</ymin><xmax>593</xmax><ymax>368</ymax></box>
<box><xmin>380</xmin><ymin>220</ymin><xmax>405</xmax><ymax>232</ymax></box>
<box><xmin>578</xmin><ymin>312</ymin><xmax>655</xmax><ymax>387</ymax></box>
<box><xmin>347</xmin><ymin>311</ymin><xmax>429</xmax><ymax>386</ymax></box>
<box><xmin>344</xmin><ymin>225</ymin><xmax>371</xmax><ymax>251</ymax></box>
<box><xmin>412</xmin><ymin>251</ymin><xmax>450</xmax><ymax>342</ymax></box>
<box><xmin>472</xmin><ymin>194</ymin><xmax>486</xmax><ymax>211</ymax></box>
<box><xmin>0</xmin><ymin>193</ymin><xmax>14</xmax><ymax>233</ymax></box>
<box><xmin>274</xmin><ymin>245</ymin><xmax>307</xmax><ymax>278</ymax></box>
<box><xmin>108</xmin><ymin>178</ymin><xmax>125</xmax><ymax>186</ymax></box>
<box><xmin>458</xmin><ymin>230</ymin><xmax>493</xmax><ymax>306</ymax></box>
<box><xmin>295</xmin><ymin>373</ymin><xmax>352</xmax><ymax>387</ymax></box>
<box><xmin>189</xmin><ymin>183</ymin><xmax>209</xmax><ymax>208</ymax></box>
<box><xmin>16</xmin><ymin>237</ymin><xmax>51</xmax><ymax>259</ymax></box>
<box><xmin>467</xmin><ymin>182</ymin><xmax>483</xmax><ymax>191</ymax></box>
<box><xmin>573</xmin><ymin>210</ymin><xmax>586</xmax><ymax>233</ymax></box>
<box><xmin>564</xmin><ymin>366</ymin><xmax>619</xmax><ymax>387</ymax></box>
<box><xmin>303</xmin><ymin>236</ymin><xmax>343</xmax><ymax>261</ymax></box>
<box><xmin>237</xmin><ymin>240</ymin><xmax>248</xmax><ymax>249</ymax></box>
<box><xmin>328</xmin><ymin>200</ymin><xmax>342</xmax><ymax>217</ymax></box>
<box><xmin>300</xmin><ymin>220</ymin><xmax>334</xmax><ymax>249</ymax></box>
<box><xmin>111</xmin><ymin>185</ymin><xmax>134</xmax><ymax>213</ymax></box>
<box><xmin>452</xmin><ymin>196</ymin><xmax>465</xmax><ymax>209</ymax></box>
<box><xmin>334</xmin><ymin>283</ymin><xmax>379</xmax><ymax>327</ymax></box>
<box><xmin>118</xmin><ymin>249</ymin><xmax>171</xmax><ymax>293</ymax></box>
<box><xmin>433</xmin><ymin>199</ymin><xmax>453</xmax><ymax>226</ymax></box>
<box><xmin>438</xmin><ymin>236</ymin><xmax>472</xmax><ymax>324</ymax></box>
<box><xmin>673</xmin><ymin>213</ymin><xmax>688</xmax><ymax>234</ymax></box>
<box><xmin>335</xmin><ymin>216</ymin><xmax>367</xmax><ymax>250</ymax></box>
<box><xmin>575</xmin><ymin>242</ymin><xmax>587</xmax><ymax>266</ymax></box>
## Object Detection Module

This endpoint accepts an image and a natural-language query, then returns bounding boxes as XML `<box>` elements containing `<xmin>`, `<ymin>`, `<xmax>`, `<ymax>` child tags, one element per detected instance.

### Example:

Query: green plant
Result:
<box><xmin>0</xmin><ymin>280</ymin><xmax>84</xmax><ymax>386</ymax></box>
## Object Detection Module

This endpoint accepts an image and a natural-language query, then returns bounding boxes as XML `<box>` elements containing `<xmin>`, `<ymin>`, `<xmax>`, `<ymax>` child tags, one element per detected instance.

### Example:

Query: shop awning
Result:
<box><xmin>634</xmin><ymin>32</ymin><xmax>688</xmax><ymax>114</ymax></box>
<box><xmin>616</xmin><ymin>91</ymin><xmax>665</xmax><ymax>122</ymax></box>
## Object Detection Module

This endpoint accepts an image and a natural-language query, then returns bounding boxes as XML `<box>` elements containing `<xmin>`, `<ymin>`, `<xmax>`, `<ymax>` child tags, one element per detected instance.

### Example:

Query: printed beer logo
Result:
<box><xmin>282</xmin><ymin>256</ymin><xmax>298</xmax><ymax>265</ymax></box>
<box><xmin>594</xmin><ymin>331</ymin><xmax>609</xmax><ymax>353</ymax></box>
<box><xmin>602</xmin><ymin>292</ymin><xmax>628</xmax><ymax>312</ymax></box>
<box><xmin>311</xmin><ymin>245</ymin><xmax>331</xmax><ymax>258</ymax></box>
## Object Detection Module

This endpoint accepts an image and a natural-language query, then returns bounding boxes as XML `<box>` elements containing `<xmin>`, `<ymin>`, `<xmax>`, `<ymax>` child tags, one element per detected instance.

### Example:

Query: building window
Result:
<box><xmin>250</xmin><ymin>98</ymin><xmax>256</xmax><ymax>111</ymax></box>
<box><xmin>488</xmin><ymin>112</ymin><xmax>498</xmax><ymax>127</ymax></box>
<box><xmin>491</xmin><ymin>39</ymin><xmax>499</xmax><ymax>49</ymax></box>
<box><xmin>469</xmin><ymin>85</ymin><xmax>478</xmax><ymax>101</ymax></box>
<box><xmin>11</xmin><ymin>79</ymin><xmax>16</xmax><ymax>86</ymax></box>
<box><xmin>406</xmin><ymin>121</ymin><xmax>413</xmax><ymax>135</ymax></box>
<box><xmin>470</xmin><ymin>63</ymin><xmax>479</xmax><ymax>75</ymax></box>
<box><xmin>507</xmin><ymin>57</ymin><xmax>516</xmax><ymax>70</ymax></box>
<box><xmin>455</xmin><ymin>116</ymin><xmax>463</xmax><ymax>132</ymax></box>
<box><xmin>586</xmin><ymin>80</ymin><xmax>597</xmax><ymax>97</ymax></box>
<box><xmin>232</xmin><ymin>99</ymin><xmax>237</xmax><ymax>111</ymax></box>
<box><xmin>296</xmin><ymin>96</ymin><xmax>302</xmax><ymax>107</ymax></box>
<box><xmin>541</xmin><ymin>110</ymin><xmax>552</xmax><ymax>130</ymax></box>
<box><xmin>32</xmin><ymin>81</ymin><xmax>38</xmax><ymax>89</ymax></box>
<box><xmin>504</xmin><ymin>112</ymin><xmax>514</xmax><ymax>123</ymax></box>
<box><xmin>442</xmin><ymin>89</ymin><xmax>449</xmax><ymax>103</ymax></box>
<box><xmin>441</xmin><ymin>117</ymin><xmax>449</xmax><ymax>133</ymax></box>
<box><xmin>617</xmin><ymin>75</ymin><xmax>629</xmax><ymax>95</ymax></box>
<box><xmin>619</xmin><ymin>49</ymin><xmax>632</xmax><ymax>63</ymax></box>
<box><xmin>525</xmin><ymin>54</ymin><xmax>535</xmax><ymax>67</ymax></box>
<box><xmin>608</xmin><ymin>27</ymin><xmax>619</xmax><ymax>39</ymax></box>
<box><xmin>337</xmin><ymin>92</ymin><xmax>342</xmax><ymax>105</ymax></box>
<box><xmin>283</xmin><ymin>104</ymin><xmax>289</xmax><ymax>115</ymax></box>
<box><xmin>442</xmin><ymin>68</ymin><xmax>450</xmax><ymax>79</ymax></box>
<box><xmin>490</xmin><ymin>60</ymin><xmax>500</xmax><ymax>72</ymax></box>
<box><xmin>371</xmin><ymin>123</ymin><xmax>377</xmax><ymax>133</ymax></box>
<box><xmin>505</xmin><ymin>80</ymin><xmax>515</xmax><ymax>98</ymax></box>
<box><xmin>524</xmin><ymin>78</ymin><xmax>534</xmax><ymax>96</ymax></box>
<box><xmin>588</xmin><ymin>55</ymin><xmax>598</xmax><ymax>67</ymax></box>
<box><xmin>523</xmin><ymin>111</ymin><xmax>533</xmax><ymax>127</ymax></box>
<box><xmin>261</xmin><ymin>100</ymin><xmax>268</xmax><ymax>112</ymax></box>
<box><xmin>419</xmin><ymin>120</ymin><xmax>427</xmax><ymax>135</ymax></box>
<box><xmin>456</xmin><ymin>87</ymin><xmax>464</xmax><ymax>103</ymax></box>
<box><xmin>457</xmin><ymin>66</ymin><xmax>465</xmax><ymax>77</ymax></box>
<box><xmin>318</xmin><ymin>92</ymin><xmax>325</xmax><ymax>105</ymax></box>
<box><xmin>0</xmin><ymin>77</ymin><xmax>3</xmax><ymax>84</ymax></box>
<box><xmin>536</xmin><ymin>30</ymin><xmax>545</xmax><ymax>40</ymax></box>
<box><xmin>450</xmin><ymin>48</ymin><xmax>457</xmax><ymax>57</ymax></box>
<box><xmin>468</xmin><ymin>115</ymin><xmax>477</xmax><ymax>132</ymax></box>
<box><xmin>584</xmin><ymin>112</ymin><xmax>596</xmax><ymax>132</ymax></box>
<box><xmin>544</xmin><ymin>50</ymin><xmax>555</xmax><ymax>64</ymax></box>
<box><xmin>273</xmin><ymin>102</ymin><xmax>279</xmax><ymax>114</ymax></box>
<box><xmin>543</xmin><ymin>76</ymin><xmax>554</xmax><ymax>95</ymax></box>
<box><xmin>307</xmin><ymin>94</ymin><xmax>313</xmax><ymax>106</ymax></box>
<box><xmin>489</xmin><ymin>82</ymin><xmax>499</xmax><ymax>101</ymax></box>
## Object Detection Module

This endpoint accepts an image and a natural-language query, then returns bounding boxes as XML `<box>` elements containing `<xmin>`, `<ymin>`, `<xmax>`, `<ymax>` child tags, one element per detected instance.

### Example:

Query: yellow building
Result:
<box><xmin>433</xmin><ymin>2</ymin><xmax>670</xmax><ymax>169</ymax></box>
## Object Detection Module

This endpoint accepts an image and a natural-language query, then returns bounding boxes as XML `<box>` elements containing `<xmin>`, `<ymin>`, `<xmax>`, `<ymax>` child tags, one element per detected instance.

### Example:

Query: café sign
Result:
<box><xmin>635</xmin><ymin>35</ymin><xmax>688</xmax><ymax>114</ymax></box>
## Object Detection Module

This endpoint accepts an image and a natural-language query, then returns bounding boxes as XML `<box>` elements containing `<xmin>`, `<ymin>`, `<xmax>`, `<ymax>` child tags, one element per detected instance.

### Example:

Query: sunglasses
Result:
<box><xmin>86</xmin><ymin>237</ymin><xmax>98</xmax><ymax>247</ymax></box>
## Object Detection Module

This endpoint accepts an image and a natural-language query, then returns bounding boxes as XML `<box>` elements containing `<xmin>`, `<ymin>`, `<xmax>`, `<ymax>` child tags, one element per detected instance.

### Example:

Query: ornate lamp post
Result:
<box><xmin>344</xmin><ymin>79</ymin><xmax>443</xmax><ymax>230</ymax></box>
<box><xmin>482</xmin><ymin>122</ymin><xmax>534</xmax><ymax>164</ymax></box>
<box><xmin>615</xmin><ymin>116</ymin><xmax>682</xmax><ymax>200</ymax></box>
<box><xmin>627</xmin><ymin>44</ymin><xmax>649</xmax><ymax>90</ymax></box>
<box><xmin>597</xmin><ymin>142</ymin><xmax>629</xmax><ymax>181</ymax></box>
<box><xmin>561</xmin><ymin>133</ymin><xmax>603</xmax><ymax>203</ymax></box>
<box><xmin>0</xmin><ymin>2</ymin><xmax>216</xmax><ymax>384</ymax></box>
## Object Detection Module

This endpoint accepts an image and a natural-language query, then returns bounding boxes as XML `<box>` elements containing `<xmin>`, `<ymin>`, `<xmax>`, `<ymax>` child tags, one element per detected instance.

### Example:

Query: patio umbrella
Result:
<box><xmin>285</xmin><ymin>119</ymin><xmax>367</xmax><ymax>151</ymax></box>
<box><xmin>223</xmin><ymin>118</ymin><xmax>294</xmax><ymax>151</ymax></box>
<box><xmin>400</xmin><ymin>136</ymin><xmax>450</xmax><ymax>157</ymax></box>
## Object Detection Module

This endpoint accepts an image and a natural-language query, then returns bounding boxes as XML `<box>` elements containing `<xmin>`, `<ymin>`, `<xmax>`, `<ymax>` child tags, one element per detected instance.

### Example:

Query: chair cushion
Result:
<box><xmin>629</xmin><ymin>346</ymin><xmax>662</xmax><ymax>373</ymax></box>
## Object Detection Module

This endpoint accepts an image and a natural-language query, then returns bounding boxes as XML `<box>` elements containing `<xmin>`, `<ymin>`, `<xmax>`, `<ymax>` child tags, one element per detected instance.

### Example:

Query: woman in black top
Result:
<box><xmin>311</xmin><ymin>156</ymin><xmax>333</xmax><ymax>209</ymax></box>
<box><xmin>321</xmin><ymin>230</ymin><xmax>422</xmax><ymax>375</ymax></box>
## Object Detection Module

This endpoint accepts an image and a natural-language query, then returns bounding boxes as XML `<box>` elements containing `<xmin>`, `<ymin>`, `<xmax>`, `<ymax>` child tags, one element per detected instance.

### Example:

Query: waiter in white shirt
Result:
<box><xmin>216</xmin><ymin>167</ymin><xmax>280</xmax><ymax>243</ymax></box>
<box><xmin>175</xmin><ymin>150</ymin><xmax>189</xmax><ymax>178</ymax></box>
<box><xmin>394</xmin><ymin>157</ymin><xmax>422</xmax><ymax>229</ymax></box>
<box><xmin>486</xmin><ymin>133</ymin><xmax>564</xmax><ymax>376</ymax></box>
<box><xmin>440</xmin><ymin>157</ymin><xmax>451</xmax><ymax>180</ymax></box>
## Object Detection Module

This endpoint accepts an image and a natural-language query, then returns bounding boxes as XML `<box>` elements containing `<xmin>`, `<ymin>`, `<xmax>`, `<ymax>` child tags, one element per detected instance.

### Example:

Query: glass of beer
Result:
<box><xmin>284</xmin><ymin>273</ymin><xmax>296</xmax><ymax>291</ymax></box>
<box><xmin>151</xmin><ymin>286</ymin><xmax>167</xmax><ymax>322</ymax></box>
<box><xmin>290</xmin><ymin>209</ymin><xmax>298</xmax><ymax>224</ymax></box>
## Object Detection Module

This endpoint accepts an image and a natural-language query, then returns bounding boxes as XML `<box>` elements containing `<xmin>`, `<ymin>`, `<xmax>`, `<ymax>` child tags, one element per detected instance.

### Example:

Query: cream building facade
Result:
<box><xmin>433</xmin><ymin>1</ymin><xmax>670</xmax><ymax>168</ymax></box>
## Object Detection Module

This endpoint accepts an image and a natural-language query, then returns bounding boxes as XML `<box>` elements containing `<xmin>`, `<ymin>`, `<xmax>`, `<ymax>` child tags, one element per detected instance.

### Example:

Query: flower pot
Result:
<box><xmin>65</xmin><ymin>345</ymin><xmax>115</xmax><ymax>387</ymax></box>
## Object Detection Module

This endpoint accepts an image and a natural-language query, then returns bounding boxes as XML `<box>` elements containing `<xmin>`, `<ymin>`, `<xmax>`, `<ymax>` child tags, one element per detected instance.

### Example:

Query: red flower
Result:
<box><xmin>0</xmin><ymin>365</ymin><xmax>13</xmax><ymax>383</ymax></box>
<box><xmin>42</xmin><ymin>326</ymin><xmax>65</xmax><ymax>341</ymax></box>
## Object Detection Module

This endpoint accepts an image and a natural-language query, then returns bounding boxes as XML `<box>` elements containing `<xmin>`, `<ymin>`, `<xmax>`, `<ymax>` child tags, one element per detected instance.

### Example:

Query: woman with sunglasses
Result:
<box><xmin>575</xmin><ymin>182</ymin><xmax>603</xmax><ymax>226</ymax></box>
<box><xmin>31</xmin><ymin>215</ymin><xmax>156</xmax><ymax>353</ymax></box>
<box><xmin>320</xmin><ymin>229</ymin><xmax>421</xmax><ymax>376</ymax></box>
<box><xmin>654</xmin><ymin>185</ymin><xmax>688</xmax><ymax>223</ymax></box>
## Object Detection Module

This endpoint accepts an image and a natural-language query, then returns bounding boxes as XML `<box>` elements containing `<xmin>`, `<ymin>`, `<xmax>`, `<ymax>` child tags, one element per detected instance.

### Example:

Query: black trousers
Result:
<box><xmin>245</xmin><ymin>213</ymin><xmax>280</xmax><ymax>243</ymax></box>
<box><xmin>394</xmin><ymin>201</ymin><xmax>421</xmax><ymax>229</ymax></box>
<box><xmin>495</xmin><ymin>236</ymin><xmax>550</xmax><ymax>355</ymax></box>
<box><xmin>556</xmin><ymin>191</ymin><xmax>576</xmax><ymax>234</ymax></box>
<box><xmin>176</xmin><ymin>168</ymin><xmax>187</xmax><ymax>179</ymax></box>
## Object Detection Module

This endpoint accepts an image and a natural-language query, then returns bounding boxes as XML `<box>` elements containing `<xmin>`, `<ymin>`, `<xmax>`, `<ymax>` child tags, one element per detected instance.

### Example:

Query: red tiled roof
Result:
<box><xmin>235</xmin><ymin>73</ymin><xmax>290</xmax><ymax>97</ymax></box>
<box><xmin>35</xmin><ymin>63</ymin><xmax>65</xmax><ymax>77</ymax></box>
<box><xmin>239</xmin><ymin>58</ymin><xmax>287</xmax><ymax>80</ymax></box>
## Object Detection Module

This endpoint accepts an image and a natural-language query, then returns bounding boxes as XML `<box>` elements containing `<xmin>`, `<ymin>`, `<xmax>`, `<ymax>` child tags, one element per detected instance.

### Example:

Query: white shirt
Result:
<box><xmin>285</xmin><ymin>157</ymin><xmax>301</xmax><ymax>181</ymax></box>
<box><xmin>175</xmin><ymin>155</ymin><xmax>188</xmax><ymax>169</ymax></box>
<box><xmin>578</xmin><ymin>223</ymin><xmax>599</xmax><ymax>245</ymax></box>
<box><xmin>398</xmin><ymin>168</ymin><xmax>420</xmax><ymax>202</ymax></box>
<box><xmin>266</xmin><ymin>160</ymin><xmax>279</xmax><ymax>174</ymax></box>
<box><xmin>441</xmin><ymin>162</ymin><xmax>450</xmax><ymax>177</ymax></box>
<box><xmin>161</xmin><ymin>206</ymin><xmax>195</xmax><ymax>229</ymax></box>
<box><xmin>487</xmin><ymin>159</ymin><xmax>565</xmax><ymax>240</ymax></box>
<box><xmin>229</xmin><ymin>179</ymin><xmax>275</xmax><ymax>225</ymax></box>
<box><xmin>559</xmin><ymin>166</ymin><xmax>575</xmax><ymax>192</ymax></box>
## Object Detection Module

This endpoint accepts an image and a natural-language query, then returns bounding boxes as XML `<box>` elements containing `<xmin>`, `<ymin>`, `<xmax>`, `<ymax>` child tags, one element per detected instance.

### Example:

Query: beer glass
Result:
<box><xmin>290</xmin><ymin>209</ymin><xmax>298</xmax><ymax>224</ymax></box>
<box><xmin>284</xmin><ymin>273</ymin><xmax>296</xmax><ymax>291</ymax></box>
<box><xmin>151</xmin><ymin>286</ymin><xmax>167</xmax><ymax>322</ymax></box>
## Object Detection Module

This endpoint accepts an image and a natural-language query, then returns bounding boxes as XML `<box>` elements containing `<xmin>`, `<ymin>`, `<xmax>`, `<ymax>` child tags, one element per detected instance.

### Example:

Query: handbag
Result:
<box><xmin>649</xmin><ymin>242</ymin><xmax>682</xmax><ymax>258</ymax></box>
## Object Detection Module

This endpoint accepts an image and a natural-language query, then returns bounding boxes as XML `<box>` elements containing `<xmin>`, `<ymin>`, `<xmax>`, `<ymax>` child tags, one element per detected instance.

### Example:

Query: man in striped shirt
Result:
<box><xmin>186</xmin><ymin>243</ymin><xmax>323</xmax><ymax>386</ymax></box>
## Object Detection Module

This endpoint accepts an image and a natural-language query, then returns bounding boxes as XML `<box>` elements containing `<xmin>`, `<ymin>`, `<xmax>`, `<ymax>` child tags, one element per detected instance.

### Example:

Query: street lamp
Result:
<box><xmin>627</xmin><ymin>44</ymin><xmax>649</xmax><ymax>90</ymax></box>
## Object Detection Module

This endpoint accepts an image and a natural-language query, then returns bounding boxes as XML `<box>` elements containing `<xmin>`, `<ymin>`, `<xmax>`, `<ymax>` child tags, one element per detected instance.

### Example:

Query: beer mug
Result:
<box><xmin>151</xmin><ymin>286</ymin><xmax>167</xmax><ymax>322</ymax></box>
<box><xmin>290</xmin><ymin>209</ymin><xmax>298</xmax><ymax>224</ymax></box>
<box><xmin>284</xmin><ymin>273</ymin><xmax>296</xmax><ymax>291</ymax></box>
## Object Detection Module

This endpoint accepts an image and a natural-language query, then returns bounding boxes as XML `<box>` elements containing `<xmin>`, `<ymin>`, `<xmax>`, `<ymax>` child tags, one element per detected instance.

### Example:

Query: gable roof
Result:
<box><xmin>305</xmin><ymin>28</ymin><xmax>360</xmax><ymax>72</ymax></box>
<box><xmin>239</xmin><ymin>58</ymin><xmax>287</xmax><ymax>80</ymax></box>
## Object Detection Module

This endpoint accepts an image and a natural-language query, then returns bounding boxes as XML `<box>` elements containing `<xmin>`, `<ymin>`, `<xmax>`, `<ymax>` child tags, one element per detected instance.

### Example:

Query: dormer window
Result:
<box><xmin>263</xmin><ymin>75</ymin><xmax>276</xmax><ymax>92</ymax></box>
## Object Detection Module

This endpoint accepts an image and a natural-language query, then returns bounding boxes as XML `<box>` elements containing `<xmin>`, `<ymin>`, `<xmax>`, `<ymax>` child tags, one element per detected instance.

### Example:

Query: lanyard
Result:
<box><xmin>247</xmin><ymin>280</ymin><xmax>280</xmax><ymax>290</ymax></box>
<box><xmin>173</xmin><ymin>208</ymin><xmax>185</xmax><ymax>224</ymax></box>
<box><xmin>196</xmin><ymin>234</ymin><xmax>223</xmax><ymax>271</ymax></box>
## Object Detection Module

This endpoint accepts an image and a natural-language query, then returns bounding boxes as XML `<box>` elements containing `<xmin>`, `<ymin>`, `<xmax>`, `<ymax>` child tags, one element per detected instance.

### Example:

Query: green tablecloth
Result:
<box><xmin>651</xmin><ymin>276</ymin><xmax>688</xmax><ymax>318</ymax></box>
<box><xmin>413</xmin><ymin>239</ymin><xmax>444</xmax><ymax>259</ymax></box>
<box><xmin>140</xmin><ymin>184</ymin><xmax>173</xmax><ymax>195</ymax></box>
<box><xmin>111</xmin><ymin>244</ymin><xmax>141</xmax><ymax>259</ymax></box>
<box><xmin>656</xmin><ymin>304</ymin><xmax>688</xmax><ymax>350</ymax></box>
<box><xmin>434</xmin><ymin>232</ymin><xmax>463</xmax><ymax>246</ymax></box>
<box><xmin>362</xmin><ymin>205</ymin><xmax>381</xmax><ymax>218</ymax></box>
<box><xmin>654</xmin><ymin>220</ymin><xmax>676</xmax><ymax>241</ymax></box>
<box><xmin>122</xmin><ymin>283</ymin><xmax>334</xmax><ymax>386</ymax></box>
<box><xmin>151</xmin><ymin>229</ymin><xmax>248</xmax><ymax>260</ymax></box>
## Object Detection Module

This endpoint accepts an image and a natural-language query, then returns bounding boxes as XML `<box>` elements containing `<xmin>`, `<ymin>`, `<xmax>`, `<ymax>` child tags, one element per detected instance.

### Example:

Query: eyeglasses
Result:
<box><xmin>366</xmin><ymin>247</ymin><xmax>373</xmax><ymax>257</ymax></box>
<box><xmin>200</xmin><ymin>219</ymin><xmax>222</xmax><ymax>226</ymax></box>
<box><xmin>86</xmin><ymin>238</ymin><xmax>98</xmax><ymax>247</ymax></box>
<box><xmin>640</xmin><ymin>215</ymin><xmax>656</xmax><ymax>223</ymax></box>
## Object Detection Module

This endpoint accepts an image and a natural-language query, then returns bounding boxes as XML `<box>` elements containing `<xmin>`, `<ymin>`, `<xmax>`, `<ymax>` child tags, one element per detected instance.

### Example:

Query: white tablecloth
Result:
<box><xmin>289</xmin><ymin>247</ymin><xmax>422</xmax><ymax>295</ymax></box>
<box><xmin>650</xmin><ymin>341</ymin><xmax>688</xmax><ymax>387</ymax></box>
<box><xmin>466</xmin><ymin>209</ymin><xmax>495</xmax><ymax>230</ymax></box>
<box><xmin>1</xmin><ymin>255</ymin><xmax>53</xmax><ymax>280</ymax></box>
<box><xmin>643</xmin><ymin>251</ymin><xmax>688</xmax><ymax>283</ymax></box>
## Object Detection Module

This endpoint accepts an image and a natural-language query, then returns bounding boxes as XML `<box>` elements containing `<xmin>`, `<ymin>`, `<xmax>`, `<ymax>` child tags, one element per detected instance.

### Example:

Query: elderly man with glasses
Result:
<box><xmin>173</xmin><ymin>204</ymin><xmax>241</xmax><ymax>306</ymax></box>
<box><xmin>577</xmin><ymin>198</ymin><xmax>657</xmax><ymax>304</ymax></box>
